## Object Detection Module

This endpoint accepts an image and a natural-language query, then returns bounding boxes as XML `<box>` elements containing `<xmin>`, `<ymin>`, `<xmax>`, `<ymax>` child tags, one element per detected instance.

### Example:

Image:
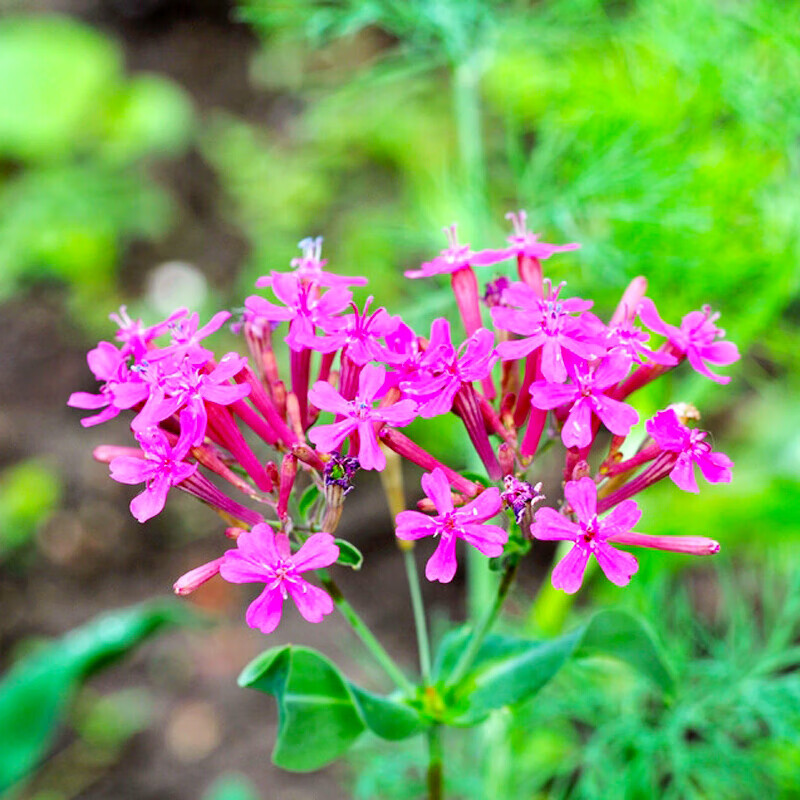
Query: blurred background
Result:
<box><xmin>1</xmin><ymin>0</ymin><xmax>799</xmax><ymax>798</ymax></box>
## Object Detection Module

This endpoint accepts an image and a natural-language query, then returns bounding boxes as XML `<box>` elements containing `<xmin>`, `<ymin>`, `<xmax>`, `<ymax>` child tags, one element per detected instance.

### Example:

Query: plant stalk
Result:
<box><xmin>427</xmin><ymin>724</ymin><xmax>444</xmax><ymax>800</ymax></box>
<box><xmin>446</xmin><ymin>561</ymin><xmax>519</xmax><ymax>689</ymax></box>
<box><xmin>321</xmin><ymin>575</ymin><xmax>413</xmax><ymax>694</ymax></box>
<box><xmin>403</xmin><ymin>547</ymin><xmax>432</xmax><ymax>680</ymax></box>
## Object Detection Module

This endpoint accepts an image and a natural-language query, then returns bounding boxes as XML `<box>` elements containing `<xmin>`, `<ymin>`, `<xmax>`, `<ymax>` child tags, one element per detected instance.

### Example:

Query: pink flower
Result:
<box><xmin>404</xmin><ymin>224</ymin><xmax>509</xmax><ymax>279</ymax></box>
<box><xmin>395</xmin><ymin>468</ymin><xmax>507</xmax><ymax>583</ymax></box>
<box><xmin>493</xmin><ymin>281</ymin><xmax>606</xmax><ymax>383</ymax></box>
<box><xmin>109</xmin><ymin>418</ymin><xmax>198</xmax><ymax>522</ymax></box>
<box><xmin>219</xmin><ymin>525</ymin><xmax>339</xmax><ymax>634</ymax></box>
<box><xmin>645</xmin><ymin>408</ymin><xmax>733</xmax><ymax>493</ymax></box>
<box><xmin>401</xmin><ymin>319</ymin><xmax>497</xmax><ymax>417</ymax></box>
<box><xmin>532</xmin><ymin>477</ymin><xmax>640</xmax><ymax>593</ymax></box>
<box><xmin>308</xmin><ymin>364</ymin><xmax>418</xmax><ymax>470</ymax></box>
<box><xmin>638</xmin><ymin>299</ymin><xmax>740</xmax><ymax>384</ymax></box>
<box><xmin>529</xmin><ymin>352</ymin><xmax>638</xmax><ymax>448</ymax></box>
<box><xmin>109</xmin><ymin>305</ymin><xmax>188</xmax><ymax>360</ymax></box>
<box><xmin>256</xmin><ymin>237</ymin><xmax>368</xmax><ymax>288</ymax></box>
<box><xmin>476</xmin><ymin>210</ymin><xmax>581</xmax><ymax>264</ymax></box>
<box><xmin>147</xmin><ymin>311</ymin><xmax>232</xmax><ymax>366</ymax></box>
<box><xmin>244</xmin><ymin>273</ymin><xmax>353</xmax><ymax>353</ymax></box>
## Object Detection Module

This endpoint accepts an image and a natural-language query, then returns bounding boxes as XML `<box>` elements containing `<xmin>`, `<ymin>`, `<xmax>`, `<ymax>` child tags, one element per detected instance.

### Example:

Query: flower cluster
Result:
<box><xmin>71</xmin><ymin>212</ymin><xmax>737</xmax><ymax>631</ymax></box>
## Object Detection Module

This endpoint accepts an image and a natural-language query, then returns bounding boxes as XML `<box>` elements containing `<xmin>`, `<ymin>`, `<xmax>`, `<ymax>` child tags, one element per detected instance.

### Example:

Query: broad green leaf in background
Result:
<box><xmin>0</xmin><ymin>601</ymin><xmax>191</xmax><ymax>795</ymax></box>
<box><xmin>438</xmin><ymin>608</ymin><xmax>674</xmax><ymax>725</ymax></box>
<box><xmin>239</xmin><ymin>645</ymin><xmax>427</xmax><ymax>771</ymax></box>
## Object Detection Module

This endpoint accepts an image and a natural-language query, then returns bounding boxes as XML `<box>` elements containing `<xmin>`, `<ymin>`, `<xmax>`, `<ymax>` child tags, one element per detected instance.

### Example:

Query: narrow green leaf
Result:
<box><xmin>239</xmin><ymin>646</ymin><xmax>366</xmax><ymax>771</ymax></box>
<box><xmin>439</xmin><ymin>608</ymin><xmax>674</xmax><ymax>724</ymax></box>
<box><xmin>298</xmin><ymin>484</ymin><xmax>321</xmax><ymax>520</ymax></box>
<box><xmin>348</xmin><ymin>684</ymin><xmax>428</xmax><ymax>740</ymax></box>
<box><xmin>0</xmin><ymin>601</ymin><xmax>189</xmax><ymax>793</ymax></box>
<box><xmin>577</xmin><ymin>609</ymin><xmax>675</xmax><ymax>696</ymax></box>
<box><xmin>334</xmin><ymin>539</ymin><xmax>363</xmax><ymax>570</ymax></box>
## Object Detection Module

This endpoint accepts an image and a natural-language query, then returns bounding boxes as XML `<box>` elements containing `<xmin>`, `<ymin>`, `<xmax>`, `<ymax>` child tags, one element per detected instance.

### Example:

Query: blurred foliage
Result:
<box><xmin>0</xmin><ymin>601</ymin><xmax>193</xmax><ymax>796</ymax></box>
<box><xmin>226</xmin><ymin>0</ymin><xmax>799</xmax><ymax>381</ymax></box>
<box><xmin>349</xmin><ymin>562</ymin><xmax>800</xmax><ymax>799</ymax></box>
<box><xmin>202</xmin><ymin>774</ymin><xmax>261</xmax><ymax>800</ymax></box>
<box><xmin>0</xmin><ymin>461</ymin><xmax>61</xmax><ymax>557</ymax></box>
<box><xmin>0</xmin><ymin>15</ymin><xmax>194</xmax><ymax>323</ymax></box>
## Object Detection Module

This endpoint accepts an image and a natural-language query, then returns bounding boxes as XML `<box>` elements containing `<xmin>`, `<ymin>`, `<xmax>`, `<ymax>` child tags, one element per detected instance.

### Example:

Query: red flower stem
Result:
<box><xmin>290</xmin><ymin>347</ymin><xmax>312</xmax><ymax>428</ymax></box>
<box><xmin>234</xmin><ymin>365</ymin><xmax>298</xmax><ymax>446</ymax></box>
<box><xmin>453</xmin><ymin>384</ymin><xmax>502</xmax><ymax>480</ymax></box>
<box><xmin>379</xmin><ymin>428</ymin><xmax>481</xmax><ymax>497</ymax></box>
<box><xmin>517</xmin><ymin>254</ymin><xmax>543</xmax><ymax>296</ymax></box>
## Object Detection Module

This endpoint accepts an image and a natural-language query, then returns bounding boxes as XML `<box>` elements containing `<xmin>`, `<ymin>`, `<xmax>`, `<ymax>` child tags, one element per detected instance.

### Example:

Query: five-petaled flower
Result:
<box><xmin>219</xmin><ymin>525</ymin><xmax>339</xmax><ymax>634</ymax></box>
<box><xmin>308</xmin><ymin>363</ymin><xmax>418</xmax><ymax>470</ymax></box>
<box><xmin>646</xmin><ymin>408</ymin><xmax>734</xmax><ymax>493</ymax></box>
<box><xmin>395</xmin><ymin>468</ymin><xmax>508</xmax><ymax>583</ymax></box>
<box><xmin>532</xmin><ymin>477</ymin><xmax>641</xmax><ymax>593</ymax></box>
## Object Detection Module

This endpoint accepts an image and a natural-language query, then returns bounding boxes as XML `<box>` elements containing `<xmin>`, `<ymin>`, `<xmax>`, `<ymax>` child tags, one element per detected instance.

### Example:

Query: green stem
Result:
<box><xmin>321</xmin><ymin>575</ymin><xmax>413</xmax><ymax>694</ymax></box>
<box><xmin>453</xmin><ymin>59</ymin><xmax>487</xmax><ymax>237</ymax></box>
<box><xmin>446</xmin><ymin>561</ymin><xmax>519</xmax><ymax>689</ymax></box>
<box><xmin>427</xmin><ymin>724</ymin><xmax>444</xmax><ymax>800</ymax></box>
<box><xmin>403</xmin><ymin>547</ymin><xmax>432</xmax><ymax>681</ymax></box>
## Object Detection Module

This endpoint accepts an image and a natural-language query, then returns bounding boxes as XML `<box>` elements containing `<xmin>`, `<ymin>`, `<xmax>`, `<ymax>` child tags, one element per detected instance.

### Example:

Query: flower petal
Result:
<box><xmin>395</xmin><ymin>510</ymin><xmax>440</xmax><ymax>540</ymax></box>
<box><xmin>292</xmin><ymin>532</ymin><xmax>340</xmax><ymax>572</ymax></box>
<box><xmin>593</xmin><ymin>543</ymin><xmax>638</xmax><ymax>587</ymax></box>
<box><xmin>245</xmin><ymin>587</ymin><xmax>284</xmax><ymax>634</ymax></box>
<box><xmin>421</xmin><ymin>468</ymin><xmax>455</xmax><ymax>514</ymax></box>
<box><xmin>287</xmin><ymin>580</ymin><xmax>334</xmax><ymax>624</ymax></box>
<box><xmin>532</xmin><ymin>507</ymin><xmax>580</xmax><ymax>541</ymax></box>
<box><xmin>425</xmin><ymin>534</ymin><xmax>458</xmax><ymax>583</ymax></box>
<box><xmin>460</xmin><ymin>523</ymin><xmax>507</xmax><ymax>557</ymax></box>
<box><xmin>551</xmin><ymin>545</ymin><xmax>590</xmax><ymax>594</ymax></box>
<box><xmin>357</xmin><ymin>420</ymin><xmax>385</xmax><ymax>471</ymax></box>
<box><xmin>308</xmin><ymin>380</ymin><xmax>351</xmax><ymax>416</ymax></box>
<box><xmin>564</xmin><ymin>477</ymin><xmax>597</xmax><ymax>523</ymax></box>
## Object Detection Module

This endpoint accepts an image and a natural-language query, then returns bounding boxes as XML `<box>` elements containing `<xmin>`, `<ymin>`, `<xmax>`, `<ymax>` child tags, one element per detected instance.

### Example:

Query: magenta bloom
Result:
<box><xmin>401</xmin><ymin>319</ymin><xmax>497</xmax><ymax>417</ymax></box>
<box><xmin>256</xmin><ymin>237</ymin><xmax>368</xmax><ymax>288</ymax></box>
<box><xmin>638</xmin><ymin>299</ymin><xmax>740</xmax><ymax>383</ymax></box>
<box><xmin>477</xmin><ymin>210</ymin><xmax>581</xmax><ymax>264</ymax></box>
<box><xmin>532</xmin><ymin>477</ymin><xmax>639</xmax><ymax>593</ymax></box>
<box><xmin>148</xmin><ymin>311</ymin><xmax>232</xmax><ymax>366</ymax></box>
<box><xmin>109</xmin><ymin>420</ymin><xmax>198</xmax><ymax>522</ymax></box>
<box><xmin>220</xmin><ymin>526</ymin><xmax>339</xmax><ymax>634</ymax></box>
<box><xmin>646</xmin><ymin>408</ymin><xmax>733</xmax><ymax>493</ymax></box>
<box><xmin>395</xmin><ymin>468</ymin><xmax>507</xmax><ymax>583</ymax></box>
<box><xmin>493</xmin><ymin>281</ymin><xmax>605</xmax><ymax>383</ymax></box>
<box><xmin>308</xmin><ymin>364</ymin><xmax>418</xmax><ymax>470</ymax></box>
<box><xmin>529</xmin><ymin>352</ymin><xmax>638</xmax><ymax>448</ymax></box>
<box><xmin>304</xmin><ymin>297</ymin><xmax>401</xmax><ymax>364</ymax></box>
<box><xmin>109</xmin><ymin>305</ymin><xmax>187</xmax><ymax>360</ymax></box>
<box><xmin>404</xmin><ymin>224</ymin><xmax>508</xmax><ymax>279</ymax></box>
<box><xmin>244</xmin><ymin>273</ymin><xmax>353</xmax><ymax>352</ymax></box>
<box><xmin>67</xmin><ymin>341</ymin><xmax>147</xmax><ymax>427</ymax></box>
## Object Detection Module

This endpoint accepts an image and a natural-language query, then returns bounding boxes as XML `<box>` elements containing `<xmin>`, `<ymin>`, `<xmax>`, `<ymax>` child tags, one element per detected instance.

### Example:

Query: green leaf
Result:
<box><xmin>238</xmin><ymin>646</ymin><xmax>366</xmax><ymax>771</ymax></box>
<box><xmin>348</xmin><ymin>684</ymin><xmax>427</xmax><ymax>740</ymax></box>
<box><xmin>575</xmin><ymin>609</ymin><xmax>675</xmax><ymax>696</ymax></box>
<box><xmin>298</xmin><ymin>484</ymin><xmax>321</xmax><ymax>520</ymax></box>
<box><xmin>438</xmin><ymin>609</ymin><xmax>674</xmax><ymax>725</ymax></box>
<box><xmin>0</xmin><ymin>601</ymin><xmax>190</xmax><ymax>793</ymax></box>
<box><xmin>335</xmin><ymin>539</ymin><xmax>363</xmax><ymax>570</ymax></box>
